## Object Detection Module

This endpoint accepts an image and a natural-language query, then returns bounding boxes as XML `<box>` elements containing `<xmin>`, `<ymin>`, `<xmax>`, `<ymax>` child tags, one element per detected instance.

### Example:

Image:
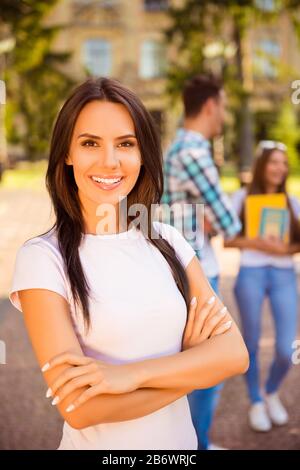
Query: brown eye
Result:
<box><xmin>81</xmin><ymin>140</ymin><xmax>98</xmax><ymax>147</ymax></box>
<box><xmin>118</xmin><ymin>141</ymin><xmax>135</xmax><ymax>148</ymax></box>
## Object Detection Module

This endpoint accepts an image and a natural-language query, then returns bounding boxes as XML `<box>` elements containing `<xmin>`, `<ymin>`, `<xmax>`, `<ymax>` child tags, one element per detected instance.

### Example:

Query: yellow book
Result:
<box><xmin>245</xmin><ymin>193</ymin><xmax>289</xmax><ymax>243</ymax></box>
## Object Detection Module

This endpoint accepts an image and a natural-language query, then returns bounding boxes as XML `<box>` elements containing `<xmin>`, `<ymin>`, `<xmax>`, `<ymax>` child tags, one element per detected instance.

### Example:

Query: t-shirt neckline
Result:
<box><xmin>83</xmin><ymin>225</ymin><xmax>139</xmax><ymax>240</ymax></box>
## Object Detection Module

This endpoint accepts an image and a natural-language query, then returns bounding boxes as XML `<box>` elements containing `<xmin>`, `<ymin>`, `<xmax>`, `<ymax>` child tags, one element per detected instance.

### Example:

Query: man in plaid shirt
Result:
<box><xmin>161</xmin><ymin>75</ymin><xmax>241</xmax><ymax>450</ymax></box>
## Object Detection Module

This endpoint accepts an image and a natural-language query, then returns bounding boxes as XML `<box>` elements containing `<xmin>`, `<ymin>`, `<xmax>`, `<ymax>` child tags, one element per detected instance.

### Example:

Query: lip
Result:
<box><xmin>89</xmin><ymin>175</ymin><xmax>124</xmax><ymax>191</ymax></box>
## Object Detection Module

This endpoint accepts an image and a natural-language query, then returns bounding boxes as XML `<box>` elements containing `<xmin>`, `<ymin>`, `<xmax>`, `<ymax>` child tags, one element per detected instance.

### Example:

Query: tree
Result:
<box><xmin>0</xmin><ymin>0</ymin><xmax>74</xmax><ymax>161</ymax></box>
<box><xmin>164</xmin><ymin>0</ymin><xmax>300</xmax><ymax>176</ymax></box>
<box><xmin>270</xmin><ymin>100</ymin><xmax>300</xmax><ymax>170</ymax></box>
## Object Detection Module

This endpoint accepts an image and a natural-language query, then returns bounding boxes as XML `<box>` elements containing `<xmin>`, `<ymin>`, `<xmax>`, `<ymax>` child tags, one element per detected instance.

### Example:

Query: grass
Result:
<box><xmin>220</xmin><ymin>174</ymin><xmax>300</xmax><ymax>199</ymax></box>
<box><xmin>1</xmin><ymin>160</ymin><xmax>300</xmax><ymax>199</ymax></box>
<box><xmin>1</xmin><ymin>160</ymin><xmax>47</xmax><ymax>190</ymax></box>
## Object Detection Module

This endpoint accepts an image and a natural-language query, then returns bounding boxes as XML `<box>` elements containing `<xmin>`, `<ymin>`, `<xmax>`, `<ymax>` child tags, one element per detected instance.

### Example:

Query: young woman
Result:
<box><xmin>225</xmin><ymin>141</ymin><xmax>300</xmax><ymax>433</ymax></box>
<box><xmin>10</xmin><ymin>78</ymin><xmax>248</xmax><ymax>450</ymax></box>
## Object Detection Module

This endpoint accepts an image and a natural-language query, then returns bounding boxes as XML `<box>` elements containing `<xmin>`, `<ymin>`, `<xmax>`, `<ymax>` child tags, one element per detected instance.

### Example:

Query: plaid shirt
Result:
<box><xmin>161</xmin><ymin>128</ymin><xmax>241</xmax><ymax>257</ymax></box>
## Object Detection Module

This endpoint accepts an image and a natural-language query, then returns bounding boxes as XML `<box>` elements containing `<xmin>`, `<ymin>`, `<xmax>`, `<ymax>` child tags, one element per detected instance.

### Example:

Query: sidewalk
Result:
<box><xmin>0</xmin><ymin>187</ymin><xmax>299</xmax><ymax>450</ymax></box>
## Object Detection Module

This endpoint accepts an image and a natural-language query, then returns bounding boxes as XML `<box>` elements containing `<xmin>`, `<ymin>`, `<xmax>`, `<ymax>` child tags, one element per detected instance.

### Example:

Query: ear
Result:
<box><xmin>205</xmin><ymin>97</ymin><xmax>215</xmax><ymax>116</ymax></box>
<box><xmin>65</xmin><ymin>154</ymin><xmax>72</xmax><ymax>165</ymax></box>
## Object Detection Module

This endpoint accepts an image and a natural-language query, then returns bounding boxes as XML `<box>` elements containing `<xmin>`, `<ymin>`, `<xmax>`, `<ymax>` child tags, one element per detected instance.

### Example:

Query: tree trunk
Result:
<box><xmin>233</xmin><ymin>18</ymin><xmax>254</xmax><ymax>184</ymax></box>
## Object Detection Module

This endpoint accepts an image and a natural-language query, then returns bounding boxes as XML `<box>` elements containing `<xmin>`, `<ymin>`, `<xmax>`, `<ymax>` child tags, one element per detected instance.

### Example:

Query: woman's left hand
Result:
<box><xmin>42</xmin><ymin>352</ymin><xmax>140</xmax><ymax>411</ymax></box>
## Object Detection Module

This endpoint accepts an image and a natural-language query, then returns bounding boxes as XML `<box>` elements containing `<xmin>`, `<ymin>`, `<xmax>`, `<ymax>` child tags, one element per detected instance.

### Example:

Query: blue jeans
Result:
<box><xmin>187</xmin><ymin>276</ymin><xmax>223</xmax><ymax>450</ymax></box>
<box><xmin>234</xmin><ymin>266</ymin><xmax>298</xmax><ymax>404</ymax></box>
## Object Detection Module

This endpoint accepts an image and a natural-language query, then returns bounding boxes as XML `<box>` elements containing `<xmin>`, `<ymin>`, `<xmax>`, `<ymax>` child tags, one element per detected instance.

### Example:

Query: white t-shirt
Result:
<box><xmin>9</xmin><ymin>221</ymin><xmax>197</xmax><ymax>450</ymax></box>
<box><xmin>200</xmin><ymin>235</ymin><xmax>219</xmax><ymax>279</ymax></box>
<box><xmin>231</xmin><ymin>189</ymin><xmax>300</xmax><ymax>268</ymax></box>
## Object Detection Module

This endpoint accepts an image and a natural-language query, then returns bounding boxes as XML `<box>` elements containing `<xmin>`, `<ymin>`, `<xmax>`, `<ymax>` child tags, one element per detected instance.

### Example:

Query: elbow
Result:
<box><xmin>63</xmin><ymin>407</ymin><xmax>107</xmax><ymax>430</ymax></box>
<box><xmin>64</xmin><ymin>413</ymin><xmax>87</xmax><ymax>430</ymax></box>
<box><xmin>232</xmin><ymin>338</ymin><xmax>249</xmax><ymax>376</ymax></box>
<box><xmin>237</xmin><ymin>346</ymin><xmax>250</xmax><ymax>375</ymax></box>
<box><xmin>62</xmin><ymin>409</ymin><xmax>96</xmax><ymax>430</ymax></box>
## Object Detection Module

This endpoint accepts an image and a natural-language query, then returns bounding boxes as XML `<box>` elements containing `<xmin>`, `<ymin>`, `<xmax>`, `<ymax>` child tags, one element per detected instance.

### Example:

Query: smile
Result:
<box><xmin>89</xmin><ymin>175</ymin><xmax>124</xmax><ymax>191</ymax></box>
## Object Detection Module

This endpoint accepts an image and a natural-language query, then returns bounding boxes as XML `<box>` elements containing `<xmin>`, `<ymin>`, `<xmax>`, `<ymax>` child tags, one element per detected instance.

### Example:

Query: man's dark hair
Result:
<box><xmin>183</xmin><ymin>74</ymin><xmax>223</xmax><ymax>118</ymax></box>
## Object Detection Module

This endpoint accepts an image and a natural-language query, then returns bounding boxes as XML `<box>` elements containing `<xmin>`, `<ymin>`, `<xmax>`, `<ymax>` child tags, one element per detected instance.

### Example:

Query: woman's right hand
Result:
<box><xmin>250</xmin><ymin>237</ymin><xmax>289</xmax><ymax>255</ymax></box>
<box><xmin>182</xmin><ymin>295</ymin><xmax>232</xmax><ymax>351</ymax></box>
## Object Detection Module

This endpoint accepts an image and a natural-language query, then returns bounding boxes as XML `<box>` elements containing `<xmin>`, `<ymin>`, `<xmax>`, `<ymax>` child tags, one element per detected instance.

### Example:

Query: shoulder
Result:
<box><xmin>231</xmin><ymin>188</ymin><xmax>247</xmax><ymax>211</ymax></box>
<box><xmin>152</xmin><ymin>221</ymin><xmax>196</xmax><ymax>269</ymax></box>
<box><xmin>10</xmin><ymin>229</ymin><xmax>68</xmax><ymax>312</ymax></box>
<box><xmin>288</xmin><ymin>194</ymin><xmax>300</xmax><ymax>216</ymax></box>
<box><xmin>19</xmin><ymin>228</ymin><xmax>62</xmax><ymax>262</ymax></box>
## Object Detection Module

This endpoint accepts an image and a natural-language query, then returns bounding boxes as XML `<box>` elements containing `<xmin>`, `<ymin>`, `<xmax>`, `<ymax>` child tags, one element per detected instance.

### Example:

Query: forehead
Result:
<box><xmin>74</xmin><ymin>100</ymin><xmax>135</xmax><ymax>135</ymax></box>
<box><xmin>268</xmin><ymin>150</ymin><xmax>288</xmax><ymax>162</ymax></box>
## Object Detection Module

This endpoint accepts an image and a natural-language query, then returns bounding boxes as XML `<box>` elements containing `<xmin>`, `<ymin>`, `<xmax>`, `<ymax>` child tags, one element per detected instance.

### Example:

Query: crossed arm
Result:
<box><xmin>19</xmin><ymin>255</ymin><xmax>249</xmax><ymax>430</ymax></box>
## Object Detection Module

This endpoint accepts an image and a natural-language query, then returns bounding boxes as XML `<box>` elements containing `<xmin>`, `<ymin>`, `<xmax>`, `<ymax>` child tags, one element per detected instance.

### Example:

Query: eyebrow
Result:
<box><xmin>77</xmin><ymin>133</ymin><xmax>137</xmax><ymax>140</ymax></box>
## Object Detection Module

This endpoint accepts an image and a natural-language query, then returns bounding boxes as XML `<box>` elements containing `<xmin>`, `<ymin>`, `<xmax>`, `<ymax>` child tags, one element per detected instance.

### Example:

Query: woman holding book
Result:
<box><xmin>9</xmin><ymin>78</ymin><xmax>248</xmax><ymax>450</ymax></box>
<box><xmin>225</xmin><ymin>141</ymin><xmax>300</xmax><ymax>432</ymax></box>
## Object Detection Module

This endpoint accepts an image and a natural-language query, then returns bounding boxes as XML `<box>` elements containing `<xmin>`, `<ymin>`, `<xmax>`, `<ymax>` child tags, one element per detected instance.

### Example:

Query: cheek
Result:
<box><xmin>122</xmin><ymin>153</ymin><xmax>142</xmax><ymax>178</ymax></box>
<box><xmin>72</xmin><ymin>150</ymin><xmax>98</xmax><ymax>184</ymax></box>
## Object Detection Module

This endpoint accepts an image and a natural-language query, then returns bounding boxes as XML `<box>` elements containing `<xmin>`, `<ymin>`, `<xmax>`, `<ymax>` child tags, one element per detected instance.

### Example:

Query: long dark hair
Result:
<box><xmin>44</xmin><ymin>77</ymin><xmax>189</xmax><ymax>330</ymax></box>
<box><xmin>240</xmin><ymin>147</ymin><xmax>300</xmax><ymax>243</ymax></box>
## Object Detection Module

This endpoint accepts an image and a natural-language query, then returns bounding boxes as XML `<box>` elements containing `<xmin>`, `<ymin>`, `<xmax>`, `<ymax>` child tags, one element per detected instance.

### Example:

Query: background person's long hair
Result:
<box><xmin>45</xmin><ymin>77</ymin><xmax>190</xmax><ymax>330</ymax></box>
<box><xmin>240</xmin><ymin>147</ymin><xmax>300</xmax><ymax>243</ymax></box>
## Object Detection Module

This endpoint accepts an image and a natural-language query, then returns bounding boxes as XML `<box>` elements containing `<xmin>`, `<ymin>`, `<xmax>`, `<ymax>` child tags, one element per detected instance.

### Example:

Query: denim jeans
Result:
<box><xmin>187</xmin><ymin>276</ymin><xmax>223</xmax><ymax>450</ymax></box>
<box><xmin>234</xmin><ymin>266</ymin><xmax>298</xmax><ymax>404</ymax></box>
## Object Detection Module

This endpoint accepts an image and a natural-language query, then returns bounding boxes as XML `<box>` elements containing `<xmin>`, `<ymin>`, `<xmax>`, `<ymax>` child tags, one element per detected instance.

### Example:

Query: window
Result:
<box><xmin>139</xmin><ymin>40</ymin><xmax>166</xmax><ymax>79</ymax></box>
<box><xmin>255</xmin><ymin>0</ymin><xmax>278</xmax><ymax>11</ymax></box>
<box><xmin>144</xmin><ymin>0</ymin><xmax>168</xmax><ymax>11</ymax></box>
<box><xmin>253</xmin><ymin>39</ymin><xmax>281</xmax><ymax>78</ymax></box>
<box><xmin>83</xmin><ymin>39</ymin><xmax>112</xmax><ymax>77</ymax></box>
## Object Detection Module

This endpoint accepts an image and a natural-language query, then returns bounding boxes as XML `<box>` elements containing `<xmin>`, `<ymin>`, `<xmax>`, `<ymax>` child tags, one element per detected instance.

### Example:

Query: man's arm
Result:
<box><xmin>181</xmin><ymin>149</ymin><xmax>241</xmax><ymax>239</ymax></box>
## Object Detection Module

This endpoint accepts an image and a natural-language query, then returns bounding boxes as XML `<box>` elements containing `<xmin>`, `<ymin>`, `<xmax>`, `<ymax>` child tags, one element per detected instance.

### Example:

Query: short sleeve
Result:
<box><xmin>289</xmin><ymin>196</ymin><xmax>300</xmax><ymax>219</ymax></box>
<box><xmin>153</xmin><ymin>221</ymin><xmax>196</xmax><ymax>269</ymax></box>
<box><xmin>230</xmin><ymin>188</ymin><xmax>247</xmax><ymax>216</ymax></box>
<box><xmin>9</xmin><ymin>240</ymin><xmax>69</xmax><ymax>313</ymax></box>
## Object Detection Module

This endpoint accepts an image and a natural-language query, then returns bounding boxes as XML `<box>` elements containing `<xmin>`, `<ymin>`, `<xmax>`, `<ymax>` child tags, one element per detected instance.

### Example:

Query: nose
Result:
<box><xmin>101</xmin><ymin>144</ymin><xmax>120</xmax><ymax>169</ymax></box>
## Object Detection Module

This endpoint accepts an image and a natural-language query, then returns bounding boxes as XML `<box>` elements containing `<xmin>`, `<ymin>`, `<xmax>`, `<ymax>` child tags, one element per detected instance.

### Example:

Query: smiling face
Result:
<box><xmin>264</xmin><ymin>149</ymin><xmax>289</xmax><ymax>191</ymax></box>
<box><xmin>66</xmin><ymin>100</ymin><xmax>142</xmax><ymax>224</ymax></box>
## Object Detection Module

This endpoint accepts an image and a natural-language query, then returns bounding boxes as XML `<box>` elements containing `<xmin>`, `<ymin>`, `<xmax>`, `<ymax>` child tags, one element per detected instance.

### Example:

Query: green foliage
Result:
<box><xmin>164</xmin><ymin>0</ymin><xmax>300</xmax><ymax>171</ymax></box>
<box><xmin>269</xmin><ymin>101</ymin><xmax>300</xmax><ymax>170</ymax></box>
<box><xmin>1</xmin><ymin>0</ymin><xmax>75</xmax><ymax>160</ymax></box>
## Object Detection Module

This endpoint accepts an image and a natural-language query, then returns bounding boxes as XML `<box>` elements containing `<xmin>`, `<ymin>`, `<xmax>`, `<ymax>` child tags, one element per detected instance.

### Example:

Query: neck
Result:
<box><xmin>80</xmin><ymin>192</ymin><xmax>123</xmax><ymax>235</ymax></box>
<box><xmin>183</xmin><ymin>117</ymin><xmax>211</xmax><ymax>140</ymax></box>
<box><xmin>265</xmin><ymin>184</ymin><xmax>278</xmax><ymax>194</ymax></box>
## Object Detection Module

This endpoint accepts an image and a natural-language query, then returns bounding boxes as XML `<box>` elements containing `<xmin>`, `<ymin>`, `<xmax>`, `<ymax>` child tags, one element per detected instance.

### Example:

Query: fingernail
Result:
<box><xmin>219</xmin><ymin>306</ymin><xmax>228</xmax><ymax>316</ymax></box>
<box><xmin>190</xmin><ymin>296</ymin><xmax>197</xmax><ymax>306</ymax></box>
<box><xmin>66</xmin><ymin>404</ymin><xmax>75</xmax><ymax>413</ymax></box>
<box><xmin>41</xmin><ymin>363</ymin><xmax>50</xmax><ymax>372</ymax></box>
<box><xmin>46</xmin><ymin>388</ymin><xmax>52</xmax><ymax>398</ymax></box>
<box><xmin>207</xmin><ymin>296</ymin><xmax>216</xmax><ymax>305</ymax></box>
<box><xmin>224</xmin><ymin>320</ymin><xmax>232</xmax><ymax>328</ymax></box>
<box><xmin>51</xmin><ymin>396</ymin><xmax>59</xmax><ymax>406</ymax></box>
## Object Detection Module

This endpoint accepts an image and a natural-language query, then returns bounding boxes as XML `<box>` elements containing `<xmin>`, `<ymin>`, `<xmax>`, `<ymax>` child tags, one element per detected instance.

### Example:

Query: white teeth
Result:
<box><xmin>91</xmin><ymin>176</ymin><xmax>122</xmax><ymax>184</ymax></box>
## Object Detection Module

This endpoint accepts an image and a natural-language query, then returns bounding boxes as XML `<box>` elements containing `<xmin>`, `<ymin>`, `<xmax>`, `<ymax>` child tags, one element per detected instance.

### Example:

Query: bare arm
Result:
<box><xmin>128</xmin><ymin>256</ymin><xmax>249</xmax><ymax>390</ymax></box>
<box><xmin>288</xmin><ymin>243</ymin><xmax>300</xmax><ymax>254</ymax></box>
<box><xmin>19</xmin><ymin>289</ymin><xmax>191</xmax><ymax>429</ymax></box>
<box><xmin>224</xmin><ymin>236</ymin><xmax>259</xmax><ymax>250</ymax></box>
<box><xmin>224</xmin><ymin>236</ymin><xmax>300</xmax><ymax>256</ymax></box>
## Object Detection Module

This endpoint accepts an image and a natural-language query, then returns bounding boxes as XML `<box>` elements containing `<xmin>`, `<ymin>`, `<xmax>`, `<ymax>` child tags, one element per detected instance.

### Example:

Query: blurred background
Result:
<box><xmin>0</xmin><ymin>0</ymin><xmax>299</xmax><ymax>450</ymax></box>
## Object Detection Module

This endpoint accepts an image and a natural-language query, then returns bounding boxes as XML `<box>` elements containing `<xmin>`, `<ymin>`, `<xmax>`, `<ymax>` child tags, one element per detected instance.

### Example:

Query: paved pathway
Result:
<box><xmin>0</xmin><ymin>187</ymin><xmax>299</xmax><ymax>449</ymax></box>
